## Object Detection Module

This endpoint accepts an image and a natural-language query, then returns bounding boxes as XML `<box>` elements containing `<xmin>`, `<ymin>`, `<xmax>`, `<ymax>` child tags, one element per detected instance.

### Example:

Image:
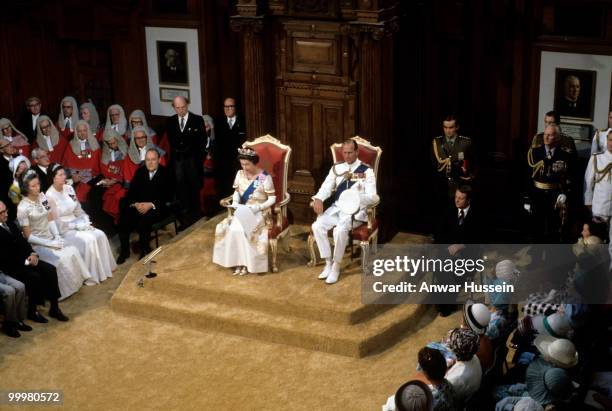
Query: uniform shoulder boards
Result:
<box><xmin>458</xmin><ymin>135</ymin><xmax>471</xmax><ymax>141</ymax></box>
<box><xmin>561</xmin><ymin>146</ymin><xmax>573</xmax><ymax>153</ymax></box>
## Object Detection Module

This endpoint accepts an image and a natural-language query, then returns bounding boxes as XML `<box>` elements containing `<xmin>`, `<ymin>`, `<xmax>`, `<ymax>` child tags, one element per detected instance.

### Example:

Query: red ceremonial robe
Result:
<box><xmin>61</xmin><ymin>147</ymin><xmax>101</xmax><ymax>202</ymax></box>
<box><xmin>100</xmin><ymin>158</ymin><xmax>127</xmax><ymax>223</ymax></box>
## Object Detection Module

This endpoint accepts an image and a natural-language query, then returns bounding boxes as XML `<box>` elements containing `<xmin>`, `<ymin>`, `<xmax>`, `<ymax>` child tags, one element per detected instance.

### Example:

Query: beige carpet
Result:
<box><xmin>0</xmin><ymin>218</ymin><xmax>460</xmax><ymax>411</ymax></box>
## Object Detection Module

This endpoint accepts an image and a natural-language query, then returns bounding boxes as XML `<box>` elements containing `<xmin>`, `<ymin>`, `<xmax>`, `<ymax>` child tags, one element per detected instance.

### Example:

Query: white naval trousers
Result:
<box><xmin>311</xmin><ymin>205</ymin><xmax>362</xmax><ymax>264</ymax></box>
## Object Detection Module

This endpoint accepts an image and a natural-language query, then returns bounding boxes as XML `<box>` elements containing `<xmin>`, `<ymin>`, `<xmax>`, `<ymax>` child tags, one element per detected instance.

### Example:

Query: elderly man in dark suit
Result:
<box><xmin>214</xmin><ymin>97</ymin><xmax>247</xmax><ymax>199</ymax></box>
<box><xmin>116</xmin><ymin>148</ymin><xmax>173</xmax><ymax>264</ymax></box>
<box><xmin>0</xmin><ymin>200</ymin><xmax>67</xmax><ymax>325</ymax></box>
<box><xmin>165</xmin><ymin>96</ymin><xmax>206</xmax><ymax>228</ymax></box>
<box><xmin>17</xmin><ymin>96</ymin><xmax>46</xmax><ymax>144</ymax></box>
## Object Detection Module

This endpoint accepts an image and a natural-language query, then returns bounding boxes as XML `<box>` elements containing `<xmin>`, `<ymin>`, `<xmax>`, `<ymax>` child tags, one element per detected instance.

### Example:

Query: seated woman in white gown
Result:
<box><xmin>213</xmin><ymin>148</ymin><xmax>276</xmax><ymax>275</ymax></box>
<box><xmin>46</xmin><ymin>164</ymin><xmax>116</xmax><ymax>283</ymax></box>
<box><xmin>17</xmin><ymin>170</ymin><xmax>93</xmax><ymax>300</ymax></box>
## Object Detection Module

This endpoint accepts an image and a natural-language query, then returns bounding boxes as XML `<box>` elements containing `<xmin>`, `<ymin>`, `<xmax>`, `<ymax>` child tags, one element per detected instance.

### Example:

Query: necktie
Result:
<box><xmin>229</xmin><ymin>118</ymin><xmax>234</xmax><ymax>129</ymax></box>
<box><xmin>546</xmin><ymin>149</ymin><xmax>552</xmax><ymax>160</ymax></box>
<box><xmin>112</xmin><ymin>124</ymin><xmax>118</xmax><ymax>132</ymax></box>
<box><xmin>66</xmin><ymin>118</ymin><xmax>71</xmax><ymax>129</ymax></box>
<box><xmin>180</xmin><ymin>117</ymin><xmax>185</xmax><ymax>131</ymax></box>
<box><xmin>458</xmin><ymin>209</ymin><xmax>465</xmax><ymax>226</ymax></box>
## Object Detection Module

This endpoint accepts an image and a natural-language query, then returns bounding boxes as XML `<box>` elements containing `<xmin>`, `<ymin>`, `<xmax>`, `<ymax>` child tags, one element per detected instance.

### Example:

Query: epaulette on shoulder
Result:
<box><xmin>560</xmin><ymin>146</ymin><xmax>573</xmax><ymax>153</ymax></box>
<box><xmin>458</xmin><ymin>135</ymin><xmax>471</xmax><ymax>140</ymax></box>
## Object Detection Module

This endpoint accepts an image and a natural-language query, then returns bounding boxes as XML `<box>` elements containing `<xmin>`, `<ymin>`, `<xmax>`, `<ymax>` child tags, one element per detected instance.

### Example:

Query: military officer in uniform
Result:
<box><xmin>590</xmin><ymin>109</ymin><xmax>612</xmax><ymax>155</ymax></box>
<box><xmin>311</xmin><ymin>139</ymin><xmax>379</xmax><ymax>285</ymax></box>
<box><xmin>525</xmin><ymin>124</ymin><xmax>576</xmax><ymax>243</ymax></box>
<box><xmin>584</xmin><ymin>132</ymin><xmax>612</xmax><ymax>264</ymax></box>
<box><xmin>431</xmin><ymin>115</ymin><xmax>476</xmax><ymax>211</ymax></box>
<box><xmin>530</xmin><ymin>111</ymin><xmax>577</xmax><ymax>154</ymax></box>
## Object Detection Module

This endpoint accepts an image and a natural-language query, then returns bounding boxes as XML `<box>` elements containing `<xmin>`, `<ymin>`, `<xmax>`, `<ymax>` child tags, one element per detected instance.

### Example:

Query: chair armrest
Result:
<box><xmin>273</xmin><ymin>193</ymin><xmax>291</xmax><ymax>228</ymax></box>
<box><xmin>219</xmin><ymin>195</ymin><xmax>234</xmax><ymax>208</ymax></box>
<box><xmin>219</xmin><ymin>195</ymin><xmax>235</xmax><ymax>218</ymax></box>
<box><xmin>365</xmin><ymin>199</ymin><xmax>379</xmax><ymax>231</ymax></box>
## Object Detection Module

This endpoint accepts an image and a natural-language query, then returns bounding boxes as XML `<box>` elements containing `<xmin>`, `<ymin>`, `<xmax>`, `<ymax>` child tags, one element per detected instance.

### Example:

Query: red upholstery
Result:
<box><xmin>352</xmin><ymin>219</ymin><xmax>378</xmax><ymax>241</ymax></box>
<box><xmin>268</xmin><ymin>216</ymin><xmax>289</xmax><ymax>239</ymax></box>
<box><xmin>332</xmin><ymin>143</ymin><xmax>378</xmax><ymax>168</ymax></box>
<box><xmin>250</xmin><ymin>143</ymin><xmax>287</xmax><ymax>205</ymax></box>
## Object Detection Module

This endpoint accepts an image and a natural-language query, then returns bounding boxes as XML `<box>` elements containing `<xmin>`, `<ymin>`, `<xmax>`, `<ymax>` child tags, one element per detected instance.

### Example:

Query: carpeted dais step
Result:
<box><xmin>111</xmin><ymin>286</ymin><xmax>427</xmax><ymax>358</ymax></box>
<box><xmin>110</xmin><ymin>215</ymin><xmax>431</xmax><ymax>357</ymax></box>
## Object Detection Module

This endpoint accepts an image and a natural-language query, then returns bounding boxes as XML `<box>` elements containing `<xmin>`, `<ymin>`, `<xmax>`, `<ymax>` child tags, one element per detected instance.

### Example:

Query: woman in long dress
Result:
<box><xmin>17</xmin><ymin>170</ymin><xmax>93</xmax><ymax>300</ymax></box>
<box><xmin>213</xmin><ymin>148</ymin><xmax>276</xmax><ymax>275</ymax></box>
<box><xmin>46</xmin><ymin>164</ymin><xmax>116</xmax><ymax>283</ymax></box>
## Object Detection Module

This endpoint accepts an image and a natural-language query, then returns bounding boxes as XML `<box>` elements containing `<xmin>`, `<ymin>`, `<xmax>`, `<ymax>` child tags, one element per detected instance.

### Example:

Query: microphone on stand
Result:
<box><xmin>137</xmin><ymin>247</ymin><xmax>163</xmax><ymax>287</ymax></box>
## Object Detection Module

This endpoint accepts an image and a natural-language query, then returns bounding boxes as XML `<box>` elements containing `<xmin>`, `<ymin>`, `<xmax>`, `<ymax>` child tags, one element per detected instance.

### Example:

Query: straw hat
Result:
<box><xmin>534</xmin><ymin>336</ymin><xmax>578</xmax><ymax>368</ymax></box>
<box><xmin>532</xmin><ymin>312</ymin><xmax>571</xmax><ymax>338</ymax></box>
<box><xmin>463</xmin><ymin>302</ymin><xmax>491</xmax><ymax>335</ymax></box>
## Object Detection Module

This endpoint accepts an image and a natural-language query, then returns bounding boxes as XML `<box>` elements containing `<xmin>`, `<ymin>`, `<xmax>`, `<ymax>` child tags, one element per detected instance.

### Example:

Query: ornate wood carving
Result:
<box><xmin>231</xmin><ymin>16</ymin><xmax>269</xmax><ymax>138</ymax></box>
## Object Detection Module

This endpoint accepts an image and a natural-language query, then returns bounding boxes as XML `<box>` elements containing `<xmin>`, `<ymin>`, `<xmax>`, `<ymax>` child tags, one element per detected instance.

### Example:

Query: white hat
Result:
<box><xmin>532</xmin><ymin>312</ymin><xmax>571</xmax><ymax>338</ymax></box>
<box><xmin>463</xmin><ymin>302</ymin><xmax>491</xmax><ymax>335</ymax></box>
<box><xmin>534</xmin><ymin>336</ymin><xmax>579</xmax><ymax>368</ymax></box>
<box><xmin>337</xmin><ymin>189</ymin><xmax>360</xmax><ymax>215</ymax></box>
<box><xmin>495</xmin><ymin>259</ymin><xmax>520</xmax><ymax>282</ymax></box>
<box><xmin>513</xmin><ymin>397</ymin><xmax>543</xmax><ymax>411</ymax></box>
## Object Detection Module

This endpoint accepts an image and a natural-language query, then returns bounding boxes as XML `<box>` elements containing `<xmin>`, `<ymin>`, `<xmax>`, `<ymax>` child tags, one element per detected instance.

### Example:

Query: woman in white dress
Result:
<box><xmin>17</xmin><ymin>170</ymin><xmax>93</xmax><ymax>300</ymax></box>
<box><xmin>213</xmin><ymin>148</ymin><xmax>276</xmax><ymax>275</ymax></box>
<box><xmin>46</xmin><ymin>164</ymin><xmax>116</xmax><ymax>283</ymax></box>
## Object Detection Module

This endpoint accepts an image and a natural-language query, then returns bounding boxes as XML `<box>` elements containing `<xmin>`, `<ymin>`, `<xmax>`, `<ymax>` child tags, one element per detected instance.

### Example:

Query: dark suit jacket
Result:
<box><xmin>124</xmin><ymin>165</ymin><xmax>173</xmax><ymax>211</ymax></box>
<box><xmin>0</xmin><ymin>220</ymin><xmax>34</xmax><ymax>277</ymax></box>
<box><xmin>214</xmin><ymin>114</ymin><xmax>247</xmax><ymax>196</ymax></box>
<box><xmin>165</xmin><ymin>112</ymin><xmax>206</xmax><ymax>159</ymax></box>
<box><xmin>435</xmin><ymin>205</ymin><xmax>482</xmax><ymax>245</ymax></box>
<box><xmin>1</xmin><ymin>155</ymin><xmax>15</xmax><ymax>218</ymax></box>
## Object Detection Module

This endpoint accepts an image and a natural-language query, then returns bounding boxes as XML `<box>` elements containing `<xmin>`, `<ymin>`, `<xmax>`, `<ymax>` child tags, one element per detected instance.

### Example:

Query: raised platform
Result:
<box><xmin>111</xmin><ymin>216</ymin><xmax>432</xmax><ymax>357</ymax></box>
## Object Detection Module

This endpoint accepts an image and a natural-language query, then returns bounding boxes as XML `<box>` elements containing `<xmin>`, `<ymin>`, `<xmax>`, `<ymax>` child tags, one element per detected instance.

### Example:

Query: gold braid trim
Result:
<box><xmin>593</xmin><ymin>154</ymin><xmax>612</xmax><ymax>184</ymax></box>
<box><xmin>432</xmin><ymin>139</ymin><xmax>451</xmax><ymax>173</ymax></box>
<box><xmin>527</xmin><ymin>148</ymin><xmax>545</xmax><ymax>179</ymax></box>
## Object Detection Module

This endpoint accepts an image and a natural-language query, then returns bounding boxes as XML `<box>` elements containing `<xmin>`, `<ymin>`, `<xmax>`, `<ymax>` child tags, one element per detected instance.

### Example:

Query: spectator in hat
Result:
<box><xmin>494</xmin><ymin>396</ymin><xmax>544</xmax><ymax>411</ymax></box>
<box><xmin>383</xmin><ymin>380</ymin><xmax>434</xmax><ymax>411</ymax></box>
<box><xmin>485</xmin><ymin>260</ymin><xmax>519</xmax><ymax>341</ymax></box>
<box><xmin>494</xmin><ymin>358</ymin><xmax>573</xmax><ymax>407</ymax></box>
<box><xmin>445</xmin><ymin>328</ymin><xmax>482</xmax><ymax>402</ymax></box>
<box><xmin>462</xmin><ymin>302</ymin><xmax>493</xmax><ymax>371</ymax></box>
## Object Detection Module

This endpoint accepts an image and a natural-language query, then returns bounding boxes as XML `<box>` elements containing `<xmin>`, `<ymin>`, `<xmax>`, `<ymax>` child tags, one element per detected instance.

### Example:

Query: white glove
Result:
<box><xmin>555</xmin><ymin>194</ymin><xmax>567</xmax><ymax>206</ymax></box>
<box><xmin>28</xmin><ymin>234</ymin><xmax>64</xmax><ymax>249</ymax></box>
<box><xmin>248</xmin><ymin>204</ymin><xmax>260</xmax><ymax>213</ymax></box>
<box><xmin>523</xmin><ymin>204</ymin><xmax>531</xmax><ymax>213</ymax></box>
<box><xmin>75</xmin><ymin>221</ymin><xmax>92</xmax><ymax>231</ymax></box>
<box><xmin>48</xmin><ymin>220</ymin><xmax>61</xmax><ymax>239</ymax></box>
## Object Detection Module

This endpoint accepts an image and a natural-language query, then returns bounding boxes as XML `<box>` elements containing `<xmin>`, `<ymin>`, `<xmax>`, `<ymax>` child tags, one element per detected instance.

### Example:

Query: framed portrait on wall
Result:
<box><xmin>145</xmin><ymin>27</ymin><xmax>202</xmax><ymax>116</ymax></box>
<box><xmin>553</xmin><ymin>68</ymin><xmax>596</xmax><ymax>121</ymax></box>
<box><xmin>156</xmin><ymin>41</ymin><xmax>189</xmax><ymax>86</ymax></box>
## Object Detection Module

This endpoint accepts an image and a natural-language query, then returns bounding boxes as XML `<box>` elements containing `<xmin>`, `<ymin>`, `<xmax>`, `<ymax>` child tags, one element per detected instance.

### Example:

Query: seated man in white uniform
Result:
<box><xmin>311</xmin><ymin>139</ymin><xmax>379</xmax><ymax>285</ymax></box>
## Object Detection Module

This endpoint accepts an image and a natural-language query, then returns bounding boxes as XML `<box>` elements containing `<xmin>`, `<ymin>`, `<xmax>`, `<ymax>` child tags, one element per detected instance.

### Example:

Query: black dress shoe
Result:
<box><xmin>2</xmin><ymin>323</ymin><xmax>21</xmax><ymax>338</ymax></box>
<box><xmin>49</xmin><ymin>308</ymin><xmax>69</xmax><ymax>322</ymax></box>
<box><xmin>27</xmin><ymin>311</ymin><xmax>49</xmax><ymax>323</ymax></box>
<box><xmin>116</xmin><ymin>253</ymin><xmax>129</xmax><ymax>265</ymax></box>
<box><xmin>16</xmin><ymin>321</ymin><xmax>33</xmax><ymax>332</ymax></box>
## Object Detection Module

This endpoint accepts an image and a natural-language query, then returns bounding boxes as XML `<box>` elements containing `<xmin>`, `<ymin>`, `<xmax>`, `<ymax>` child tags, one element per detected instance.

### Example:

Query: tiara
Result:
<box><xmin>237</xmin><ymin>147</ymin><xmax>257</xmax><ymax>157</ymax></box>
<box><xmin>23</xmin><ymin>169</ymin><xmax>38</xmax><ymax>180</ymax></box>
